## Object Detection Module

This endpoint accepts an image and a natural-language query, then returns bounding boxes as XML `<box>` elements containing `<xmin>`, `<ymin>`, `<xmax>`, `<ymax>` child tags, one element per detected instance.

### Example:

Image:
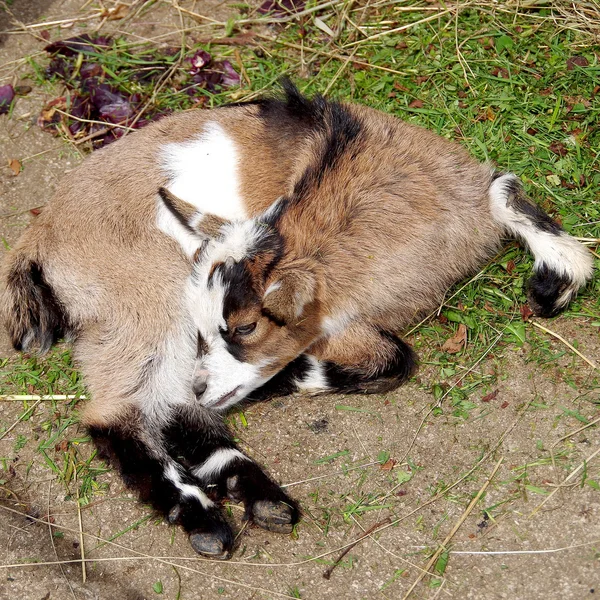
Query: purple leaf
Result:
<box><xmin>99</xmin><ymin>99</ymin><xmax>134</xmax><ymax>123</ymax></box>
<box><xmin>189</xmin><ymin>49</ymin><xmax>212</xmax><ymax>74</ymax></box>
<box><xmin>46</xmin><ymin>57</ymin><xmax>71</xmax><ymax>80</ymax></box>
<box><xmin>258</xmin><ymin>0</ymin><xmax>305</xmax><ymax>17</ymax></box>
<box><xmin>79</xmin><ymin>62</ymin><xmax>104</xmax><ymax>79</ymax></box>
<box><xmin>190</xmin><ymin>69</ymin><xmax>225</xmax><ymax>92</ymax></box>
<box><xmin>45</xmin><ymin>34</ymin><xmax>111</xmax><ymax>57</ymax></box>
<box><xmin>0</xmin><ymin>84</ymin><xmax>15</xmax><ymax>115</ymax></box>
<box><xmin>219</xmin><ymin>61</ymin><xmax>241</xmax><ymax>88</ymax></box>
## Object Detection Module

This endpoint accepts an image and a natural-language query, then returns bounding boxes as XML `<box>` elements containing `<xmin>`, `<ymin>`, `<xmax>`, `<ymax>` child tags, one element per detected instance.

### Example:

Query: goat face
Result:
<box><xmin>160</xmin><ymin>188</ymin><xmax>320</xmax><ymax>410</ymax></box>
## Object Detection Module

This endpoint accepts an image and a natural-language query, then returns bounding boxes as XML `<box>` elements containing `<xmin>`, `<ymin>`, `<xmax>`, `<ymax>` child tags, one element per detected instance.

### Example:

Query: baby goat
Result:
<box><xmin>160</xmin><ymin>83</ymin><xmax>594</xmax><ymax>412</ymax></box>
<box><xmin>1</xmin><ymin>82</ymin><xmax>593</xmax><ymax>559</ymax></box>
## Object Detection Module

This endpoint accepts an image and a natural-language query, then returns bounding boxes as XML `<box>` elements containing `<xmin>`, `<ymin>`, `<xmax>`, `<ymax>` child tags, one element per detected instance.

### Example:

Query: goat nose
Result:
<box><xmin>192</xmin><ymin>378</ymin><xmax>208</xmax><ymax>399</ymax></box>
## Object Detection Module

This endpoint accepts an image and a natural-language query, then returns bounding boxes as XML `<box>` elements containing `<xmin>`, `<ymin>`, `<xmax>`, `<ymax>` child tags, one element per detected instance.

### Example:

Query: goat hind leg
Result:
<box><xmin>304</xmin><ymin>324</ymin><xmax>418</xmax><ymax>394</ymax></box>
<box><xmin>165</xmin><ymin>407</ymin><xmax>299</xmax><ymax>534</ymax></box>
<box><xmin>89</xmin><ymin>413</ymin><xmax>234</xmax><ymax>559</ymax></box>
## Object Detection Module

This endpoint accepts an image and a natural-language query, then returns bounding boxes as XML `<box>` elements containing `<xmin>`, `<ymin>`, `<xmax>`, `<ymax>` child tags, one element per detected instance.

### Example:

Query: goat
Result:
<box><xmin>1</xmin><ymin>82</ymin><xmax>593</xmax><ymax>559</ymax></box>
<box><xmin>160</xmin><ymin>83</ymin><xmax>594</xmax><ymax>413</ymax></box>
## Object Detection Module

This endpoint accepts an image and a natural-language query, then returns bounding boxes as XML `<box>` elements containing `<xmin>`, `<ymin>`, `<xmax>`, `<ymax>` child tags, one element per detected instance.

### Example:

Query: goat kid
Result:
<box><xmin>160</xmin><ymin>84</ymin><xmax>594</xmax><ymax>413</ymax></box>
<box><xmin>1</xmin><ymin>83</ymin><xmax>593</xmax><ymax>559</ymax></box>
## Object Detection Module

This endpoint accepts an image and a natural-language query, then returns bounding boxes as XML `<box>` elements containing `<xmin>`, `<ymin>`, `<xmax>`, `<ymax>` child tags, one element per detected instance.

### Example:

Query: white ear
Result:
<box><xmin>156</xmin><ymin>187</ymin><xmax>206</xmax><ymax>259</ymax></box>
<box><xmin>156</xmin><ymin>187</ymin><xmax>230</xmax><ymax>260</ymax></box>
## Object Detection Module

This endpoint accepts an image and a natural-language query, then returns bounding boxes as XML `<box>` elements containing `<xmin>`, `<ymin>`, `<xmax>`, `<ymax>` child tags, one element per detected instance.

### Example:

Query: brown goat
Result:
<box><xmin>161</xmin><ymin>83</ymin><xmax>593</xmax><ymax>412</ymax></box>
<box><xmin>1</xmin><ymin>82</ymin><xmax>593</xmax><ymax>559</ymax></box>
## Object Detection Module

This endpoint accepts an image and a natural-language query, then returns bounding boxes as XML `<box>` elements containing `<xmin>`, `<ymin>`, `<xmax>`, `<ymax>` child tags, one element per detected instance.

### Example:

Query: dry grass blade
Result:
<box><xmin>529</xmin><ymin>446</ymin><xmax>600</xmax><ymax>517</ymax></box>
<box><xmin>401</xmin><ymin>457</ymin><xmax>504</xmax><ymax>600</ymax></box>
<box><xmin>530</xmin><ymin>320</ymin><xmax>599</xmax><ymax>370</ymax></box>
<box><xmin>0</xmin><ymin>399</ymin><xmax>41</xmax><ymax>441</ymax></box>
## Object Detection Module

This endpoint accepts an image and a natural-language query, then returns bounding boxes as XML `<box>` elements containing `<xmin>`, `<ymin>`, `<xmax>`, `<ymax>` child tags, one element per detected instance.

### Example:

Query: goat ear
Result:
<box><xmin>1</xmin><ymin>255</ymin><xmax>71</xmax><ymax>354</ymax></box>
<box><xmin>262</xmin><ymin>267</ymin><xmax>316</xmax><ymax>326</ymax></box>
<box><xmin>157</xmin><ymin>187</ymin><xmax>229</xmax><ymax>238</ymax></box>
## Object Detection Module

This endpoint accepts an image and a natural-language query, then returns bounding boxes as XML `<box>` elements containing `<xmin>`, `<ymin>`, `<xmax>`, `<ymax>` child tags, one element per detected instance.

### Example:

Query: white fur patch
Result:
<box><xmin>490</xmin><ymin>173</ymin><xmax>593</xmax><ymax>308</ymax></box>
<box><xmin>264</xmin><ymin>280</ymin><xmax>282</xmax><ymax>297</ymax></box>
<box><xmin>193</xmin><ymin>448</ymin><xmax>249</xmax><ymax>480</ymax></box>
<box><xmin>165</xmin><ymin>463</ymin><xmax>214</xmax><ymax>509</ymax></box>
<box><xmin>156</xmin><ymin>200</ymin><xmax>203</xmax><ymax>258</ymax></box>
<box><xmin>139</xmin><ymin>316</ymin><xmax>198</xmax><ymax>425</ymax></box>
<box><xmin>157</xmin><ymin>122</ymin><xmax>249</xmax><ymax>255</ymax></box>
<box><xmin>185</xmin><ymin>265</ymin><xmax>272</xmax><ymax>410</ymax></box>
<box><xmin>321</xmin><ymin>311</ymin><xmax>354</xmax><ymax>336</ymax></box>
<box><xmin>161</xmin><ymin>122</ymin><xmax>247</xmax><ymax>220</ymax></box>
<box><xmin>295</xmin><ymin>355</ymin><xmax>329</xmax><ymax>392</ymax></box>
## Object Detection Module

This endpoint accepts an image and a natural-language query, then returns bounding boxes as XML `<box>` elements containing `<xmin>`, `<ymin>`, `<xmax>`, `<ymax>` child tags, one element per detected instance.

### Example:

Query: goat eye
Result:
<box><xmin>235</xmin><ymin>323</ymin><xmax>257</xmax><ymax>336</ymax></box>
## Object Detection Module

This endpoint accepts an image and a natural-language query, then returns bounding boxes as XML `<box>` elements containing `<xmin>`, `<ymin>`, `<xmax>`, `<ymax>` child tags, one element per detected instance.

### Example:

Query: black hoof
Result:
<box><xmin>251</xmin><ymin>500</ymin><xmax>296</xmax><ymax>533</ymax></box>
<box><xmin>189</xmin><ymin>529</ymin><xmax>232</xmax><ymax>559</ymax></box>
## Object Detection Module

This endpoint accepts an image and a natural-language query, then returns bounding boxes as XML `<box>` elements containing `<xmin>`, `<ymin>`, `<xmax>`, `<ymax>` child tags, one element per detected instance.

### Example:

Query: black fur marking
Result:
<box><xmin>254</xmin><ymin>80</ymin><xmax>364</xmax><ymax>218</ymax></box>
<box><xmin>248</xmin><ymin>354</ymin><xmax>313</xmax><ymax>402</ymax></box>
<box><xmin>322</xmin><ymin>332</ymin><xmax>418</xmax><ymax>394</ymax></box>
<box><xmin>163</xmin><ymin>407</ymin><xmax>237</xmax><ymax>468</ymax></box>
<box><xmin>6</xmin><ymin>260</ymin><xmax>72</xmax><ymax>353</ymax></box>
<box><xmin>291</xmin><ymin>98</ymin><xmax>363</xmax><ymax>201</ymax></box>
<box><xmin>498</xmin><ymin>172</ymin><xmax>563</xmax><ymax>235</ymax></box>
<box><xmin>197</xmin><ymin>331</ymin><xmax>208</xmax><ymax>356</ymax></box>
<box><xmin>157</xmin><ymin>187</ymin><xmax>196</xmax><ymax>235</ymax></box>
<box><xmin>89</xmin><ymin>421</ymin><xmax>234</xmax><ymax>555</ymax></box>
<box><xmin>163</xmin><ymin>406</ymin><xmax>299</xmax><ymax>532</ymax></box>
<box><xmin>526</xmin><ymin>264</ymin><xmax>572</xmax><ymax>318</ymax></box>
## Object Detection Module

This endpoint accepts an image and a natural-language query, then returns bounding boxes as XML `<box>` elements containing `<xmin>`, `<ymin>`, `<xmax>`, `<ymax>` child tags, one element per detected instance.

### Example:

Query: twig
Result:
<box><xmin>75</xmin><ymin>472</ymin><xmax>87</xmax><ymax>583</ymax></box>
<box><xmin>0</xmin><ymin>399</ymin><xmax>41</xmax><ymax>441</ymax></box>
<box><xmin>0</xmin><ymin>395</ymin><xmax>86</xmax><ymax>401</ymax></box>
<box><xmin>530</xmin><ymin>320</ymin><xmax>599</xmax><ymax>370</ymax></box>
<box><xmin>553</xmin><ymin>414</ymin><xmax>600</xmax><ymax>446</ymax></box>
<box><xmin>322</xmin><ymin>517</ymin><xmax>391</xmax><ymax>580</ymax></box>
<box><xmin>402</xmin><ymin>458</ymin><xmax>504</xmax><ymax>600</ymax></box>
<box><xmin>47</xmin><ymin>481</ymin><xmax>77</xmax><ymax>600</ymax></box>
<box><xmin>529</xmin><ymin>446</ymin><xmax>600</xmax><ymax>518</ymax></box>
<box><xmin>343</xmin><ymin>7</ymin><xmax>455</xmax><ymax>47</ymax></box>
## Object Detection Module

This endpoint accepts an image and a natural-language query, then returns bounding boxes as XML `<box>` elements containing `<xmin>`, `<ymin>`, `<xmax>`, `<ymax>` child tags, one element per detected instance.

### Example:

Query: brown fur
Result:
<box><xmin>0</xmin><ymin>104</ymin><xmax>307</xmax><ymax>425</ymax></box>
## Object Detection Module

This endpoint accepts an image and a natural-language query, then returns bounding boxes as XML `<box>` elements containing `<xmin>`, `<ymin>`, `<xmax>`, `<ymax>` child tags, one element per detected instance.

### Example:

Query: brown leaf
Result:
<box><xmin>408</xmin><ymin>99</ymin><xmax>424</xmax><ymax>109</ymax></box>
<box><xmin>481</xmin><ymin>389</ymin><xmax>499</xmax><ymax>403</ymax></box>
<box><xmin>505</xmin><ymin>259</ymin><xmax>516</xmax><ymax>274</ymax></box>
<box><xmin>8</xmin><ymin>158</ymin><xmax>21</xmax><ymax>176</ymax></box>
<box><xmin>567</xmin><ymin>56</ymin><xmax>589</xmax><ymax>70</ymax></box>
<box><xmin>30</xmin><ymin>207</ymin><xmax>42</xmax><ymax>216</ymax></box>
<box><xmin>395</xmin><ymin>40</ymin><xmax>408</xmax><ymax>50</ymax></box>
<box><xmin>101</xmin><ymin>2</ymin><xmax>129</xmax><ymax>20</ymax></box>
<box><xmin>393</xmin><ymin>81</ymin><xmax>410</xmax><ymax>92</ymax></box>
<box><xmin>501</xmin><ymin>401</ymin><xmax>509</xmax><ymax>409</ymax></box>
<box><xmin>520</xmin><ymin>304</ymin><xmax>533</xmax><ymax>321</ymax></box>
<box><xmin>441</xmin><ymin>323</ymin><xmax>467</xmax><ymax>354</ymax></box>
<box><xmin>380</xmin><ymin>459</ymin><xmax>396</xmax><ymax>471</ymax></box>
<box><xmin>549</xmin><ymin>141</ymin><xmax>568</xmax><ymax>157</ymax></box>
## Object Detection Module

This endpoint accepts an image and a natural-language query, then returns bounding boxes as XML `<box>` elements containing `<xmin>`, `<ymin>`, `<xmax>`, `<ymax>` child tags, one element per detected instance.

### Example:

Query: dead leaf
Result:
<box><xmin>500</xmin><ymin>401</ymin><xmax>509</xmax><ymax>409</ymax></box>
<box><xmin>567</xmin><ymin>56</ymin><xmax>589</xmax><ymax>70</ymax></box>
<box><xmin>505</xmin><ymin>259</ymin><xmax>516</xmax><ymax>274</ymax></box>
<box><xmin>441</xmin><ymin>323</ymin><xmax>467</xmax><ymax>354</ymax></box>
<box><xmin>520</xmin><ymin>304</ymin><xmax>533</xmax><ymax>321</ymax></box>
<box><xmin>408</xmin><ymin>99</ymin><xmax>424</xmax><ymax>108</ymax></box>
<box><xmin>481</xmin><ymin>389</ymin><xmax>499</xmax><ymax>403</ymax></box>
<box><xmin>30</xmin><ymin>207</ymin><xmax>42</xmax><ymax>216</ymax></box>
<box><xmin>8</xmin><ymin>158</ymin><xmax>21</xmax><ymax>176</ymax></box>
<box><xmin>380</xmin><ymin>459</ymin><xmax>396</xmax><ymax>471</ymax></box>
<box><xmin>101</xmin><ymin>2</ymin><xmax>129</xmax><ymax>20</ymax></box>
<box><xmin>549</xmin><ymin>141</ymin><xmax>568</xmax><ymax>157</ymax></box>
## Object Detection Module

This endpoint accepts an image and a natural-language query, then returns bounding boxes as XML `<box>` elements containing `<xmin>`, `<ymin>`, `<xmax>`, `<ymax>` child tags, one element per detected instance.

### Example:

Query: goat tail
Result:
<box><xmin>488</xmin><ymin>172</ymin><xmax>594</xmax><ymax>317</ymax></box>
<box><xmin>0</xmin><ymin>248</ymin><xmax>71</xmax><ymax>353</ymax></box>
